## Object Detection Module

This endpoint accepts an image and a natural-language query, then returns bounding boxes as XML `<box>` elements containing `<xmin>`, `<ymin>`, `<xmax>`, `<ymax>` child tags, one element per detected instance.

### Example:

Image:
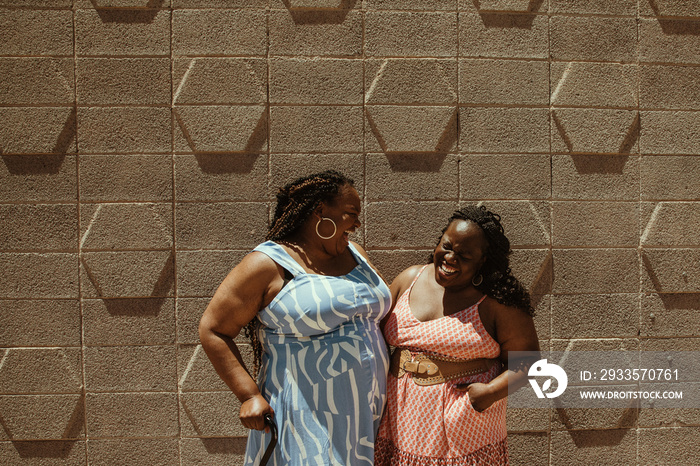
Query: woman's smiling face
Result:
<box><xmin>433</xmin><ymin>219</ymin><xmax>488</xmax><ymax>291</ymax></box>
<box><xmin>317</xmin><ymin>183</ymin><xmax>361</xmax><ymax>255</ymax></box>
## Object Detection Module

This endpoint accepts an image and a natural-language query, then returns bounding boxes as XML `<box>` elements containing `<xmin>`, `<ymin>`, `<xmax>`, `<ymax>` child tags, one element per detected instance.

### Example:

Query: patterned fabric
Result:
<box><xmin>375</xmin><ymin>266</ymin><xmax>508</xmax><ymax>465</ymax></box>
<box><xmin>244</xmin><ymin>241</ymin><xmax>391</xmax><ymax>466</ymax></box>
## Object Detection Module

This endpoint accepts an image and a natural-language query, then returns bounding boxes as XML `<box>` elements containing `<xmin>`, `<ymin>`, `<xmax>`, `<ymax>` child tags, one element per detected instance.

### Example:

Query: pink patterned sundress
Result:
<box><xmin>375</xmin><ymin>265</ymin><xmax>508</xmax><ymax>465</ymax></box>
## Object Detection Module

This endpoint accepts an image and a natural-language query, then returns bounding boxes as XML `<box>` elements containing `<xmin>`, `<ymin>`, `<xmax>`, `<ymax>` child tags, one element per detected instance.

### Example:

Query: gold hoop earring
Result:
<box><xmin>471</xmin><ymin>274</ymin><xmax>483</xmax><ymax>287</ymax></box>
<box><xmin>316</xmin><ymin>217</ymin><xmax>337</xmax><ymax>240</ymax></box>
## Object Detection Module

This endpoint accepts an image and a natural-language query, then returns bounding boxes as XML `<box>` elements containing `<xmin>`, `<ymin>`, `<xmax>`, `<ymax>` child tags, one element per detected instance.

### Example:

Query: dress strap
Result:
<box><xmin>476</xmin><ymin>294</ymin><xmax>487</xmax><ymax>305</ymax></box>
<box><xmin>252</xmin><ymin>241</ymin><xmax>306</xmax><ymax>277</ymax></box>
<box><xmin>408</xmin><ymin>264</ymin><xmax>429</xmax><ymax>291</ymax></box>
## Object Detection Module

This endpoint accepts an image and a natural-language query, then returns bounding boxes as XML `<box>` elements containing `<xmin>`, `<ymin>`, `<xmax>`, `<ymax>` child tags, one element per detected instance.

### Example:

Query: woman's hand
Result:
<box><xmin>456</xmin><ymin>382</ymin><xmax>495</xmax><ymax>412</ymax></box>
<box><xmin>239</xmin><ymin>394</ymin><xmax>274</xmax><ymax>431</ymax></box>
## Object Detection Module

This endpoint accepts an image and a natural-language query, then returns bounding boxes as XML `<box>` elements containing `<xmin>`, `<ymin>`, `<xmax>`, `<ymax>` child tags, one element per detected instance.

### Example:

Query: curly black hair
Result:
<box><xmin>429</xmin><ymin>205</ymin><xmax>535</xmax><ymax>316</ymax></box>
<box><xmin>245</xmin><ymin>170</ymin><xmax>355</xmax><ymax>375</ymax></box>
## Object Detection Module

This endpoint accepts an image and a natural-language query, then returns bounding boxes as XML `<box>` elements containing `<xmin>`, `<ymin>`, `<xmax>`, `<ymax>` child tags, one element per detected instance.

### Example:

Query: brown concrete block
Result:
<box><xmin>177</xmin><ymin>298</ymin><xmax>206</xmax><ymax>344</ymax></box>
<box><xmin>269</xmin><ymin>9</ymin><xmax>362</xmax><ymax>57</ymax></box>
<box><xmin>550</xmin><ymin>429</ymin><xmax>637</xmax><ymax>464</ymax></box>
<box><xmin>550</xmin><ymin>16</ymin><xmax>637</xmax><ymax>62</ymax></box>
<box><xmin>0</xmin><ymin>10</ymin><xmax>73</xmax><ymax>56</ymax></box>
<box><xmin>179</xmin><ymin>392</ymin><xmax>247</xmax><ymax>437</ymax></box>
<box><xmin>79</xmin><ymin>155</ymin><xmax>172</xmax><ymax>202</ymax></box>
<box><xmin>641</xmin><ymin>293</ymin><xmax>700</xmax><ymax>338</ymax></box>
<box><xmin>0</xmin><ymin>0</ymin><xmax>72</xmax><ymax>6</ymax></box>
<box><xmin>531</xmin><ymin>295</ymin><xmax>550</xmax><ymax>339</ymax></box>
<box><xmin>638</xmin><ymin>408</ymin><xmax>700</xmax><ymax>429</ymax></box>
<box><xmin>87</xmin><ymin>439</ymin><xmax>178</xmax><ymax>466</ymax></box>
<box><xmin>0</xmin><ymin>253</ymin><xmax>78</xmax><ymax>298</ymax></box>
<box><xmin>178</xmin><ymin>345</ymin><xmax>230</xmax><ymax>392</ymax></box>
<box><xmin>174</xmin><ymin>154</ymin><xmax>268</xmax><ymax>202</ymax></box>
<box><xmin>0</xmin><ymin>299</ymin><xmax>80</xmax><ymax>347</ymax></box>
<box><xmin>642</xmin><ymin>156</ymin><xmax>700</xmax><ymax>200</ymax></box>
<box><xmin>0</xmin><ymin>395</ymin><xmax>84</xmax><ymax>440</ymax></box>
<box><xmin>76</xmin><ymin>58</ymin><xmax>170</xmax><ymax>105</ymax></box>
<box><xmin>639</xmin><ymin>427</ymin><xmax>700</xmax><ymax>464</ymax></box>
<box><xmin>180</xmin><ymin>438</ymin><xmax>247</xmax><ymax>466</ymax></box>
<box><xmin>173</xmin><ymin>9</ymin><xmax>266</xmax><ymax>56</ymax></box>
<box><xmin>551</xmin><ymin>294</ymin><xmax>639</xmax><ymax>339</ymax></box>
<box><xmin>365</xmin><ymin>11</ymin><xmax>457</xmax><ymax>57</ymax></box>
<box><xmin>270</xmin><ymin>106</ymin><xmax>363</xmax><ymax>153</ymax></box>
<box><xmin>641</xmin><ymin>111</ymin><xmax>700</xmax><ymax>155</ymax></box>
<box><xmin>551</xmin><ymin>62</ymin><xmax>638</xmax><ymax>108</ymax></box>
<box><xmin>640</xmin><ymin>0</ymin><xmax>700</xmax><ymax>17</ymax></box>
<box><xmin>175</xmin><ymin>202</ymin><xmax>268</xmax><ymax>250</ymax></box>
<box><xmin>365</xmin><ymin>201</ymin><xmax>457</xmax><ymax>248</ymax></box>
<box><xmin>0</xmin><ymin>348</ymin><xmax>82</xmax><ymax>394</ymax></box>
<box><xmin>365</xmin><ymin>59</ymin><xmax>457</xmax><ymax>105</ymax></box>
<box><xmin>551</xmin><ymin>0</ymin><xmax>636</xmax><ymax>15</ymax></box>
<box><xmin>553</xmin><ymin>201</ymin><xmax>639</xmax><ymax>247</ymax></box>
<box><xmin>0</xmin><ymin>58</ymin><xmax>74</xmax><ymax>105</ymax></box>
<box><xmin>0</xmin><ymin>155</ymin><xmax>77</xmax><ymax>203</ymax></box>
<box><xmin>177</xmin><ymin>250</ymin><xmax>247</xmax><ymax>298</ymax></box>
<box><xmin>461</xmin><ymin>155</ymin><xmax>551</xmax><ymax>200</ymax></box>
<box><xmin>641</xmin><ymin>202</ymin><xmax>700</xmax><ymax>247</ymax></box>
<box><xmin>0</xmin><ymin>440</ymin><xmax>86</xmax><ymax>466</ymax></box>
<box><xmin>459</xmin><ymin>12</ymin><xmax>549</xmax><ymax>59</ymax></box>
<box><xmin>86</xmin><ymin>393</ymin><xmax>178</xmax><ymax>437</ymax></box>
<box><xmin>365</xmin><ymin>154</ymin><xmax>459</xmax><ymax>201</ymax></box>
<box><xmin>639</xmin><ymin>18</ymin><xmax>700</xmax><ymax>65</ymax></box>
<box><xmin>80</xmin><ymin>251</ymin><xmax>173</xmax><ymax>298</ymax></box>
<box><xmin>552</xmin><ymin>154</ymin><xmax>639</xmax><ymax>201</ymax></box>
<box><xmin>270</xmin><ymin>58</ymin><xmax>362</xmax><ymax>105</ymax></box>
<box><xmin>370</xmin><ymin>0</ymin><xmax>455</xmax><ymax>9</ymax></box>
<box><xmin>269</xmin><ymin>154</ymin><xmax>365</xmax><ymax>198</ymax></box>
<box><xmin>77</xmin><ymin>107</ymin><xmax>171</xmax><ymax>154</ymax></box>
<box><xmin>479</xmin><ymin>201</ymin><xmax>550</xmax><ymax>248</ymax></box>
<box><xmin>173</xmin><ymin>106</ymin><xmax>267</xmax><ymax>153</ymax></box>
<box><xmin>642</xmin><ymin>249</ymin><xmax>700</xmax><ymax>293</ymax></box>
<box><xmin>507</xmin><ymin>432</ymin><xmax>549</xmax><ymax>466</ymax></box>
<box><xmin>0</xmin><ymin>107</ymin><xmax>76</xmax><ymax>155</ymax></box>
<box><xmin>552</xmin><ymin>109</ymin><xmax>639</xmax><ymax>155</ymax></box>
<box><xmin>367</xmin><ymin>249</ymin><xmax>431</xmax><ymax>284</ymax></box>
<box><xmin>84</xmin><ymin>346</ymin><xmax>176</xmax><ymax>392</ymax></box>
<box><xmin>77</xmin><ymin>0</ymin><xmax>171</xmax><ymax>5</ymax></box>
<box><xmin>459</xmin><ymin>108</ymin><xmax>549</xmax><ymax>153</ymax></box>
<box><xmin>366</xmin><ymin>106</ymin><xmax>457</xmax><ymax>153</ymax></box>
<box><xmin>509</xmin><ymin>249</ymin><xmax>551</xmax><ymax>294</ymax></box>
<box><xmin>552</xmin><ymin>249</ymin><xmax>638</xmax><ymax>294</ymax></box>
<box><xmin>80</xmin><ymin>203</ymin><xmax>172</xmax><ymax>251</ymax></box>
<box><xmin>177</xmin><ymin>0</ymin><xmax>266</xmax><ymax>6</ymax></box>
<box><xmin>173</xmin><ymin>58</ymin><xmax>267</xmax><ymax>105</ymax></box>
<box><xmin>475</xmin><ymin>0</ymin><xmax>543</xmax><ymax>11</ymax></box>
<box><xmin>506</xmin><ymin>408</ymin><xmax>550</xmax><ymax>432</ymax></box>
<box><xmin>75</xmin><ymin>8</ymin><xmax>170</xmax><ymax>56</ymax></box>
<box><xmin>459</xmin><ymin>59</ymin><xmax>548</xmax><ymax>105</ymax></box>
<box><xmin>641</xmin><ymin>65</ymin><xmax>700</xmax><ymax>110</ymax></box>
<box><xmin>82</xmin><ymin>298</ymin><xmax>176</xmax><ymax>346</ymax></box>
<box><xmin>0</xmin><ymin>204</ymin><xmax>77</xmax><ymax>252</ymax></box>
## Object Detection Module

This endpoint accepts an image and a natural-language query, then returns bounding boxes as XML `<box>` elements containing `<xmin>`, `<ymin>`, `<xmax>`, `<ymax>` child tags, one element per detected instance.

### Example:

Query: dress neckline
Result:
<box><xmin>271</xmin><ymin>240</ymin><xmax>360</xmax><ymax>278</ymax></box>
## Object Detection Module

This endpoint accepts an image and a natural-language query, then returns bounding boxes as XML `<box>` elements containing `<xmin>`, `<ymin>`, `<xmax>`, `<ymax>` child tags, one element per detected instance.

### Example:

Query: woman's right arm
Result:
<box><xmin>198</xmin><ymin>251</ymin><xmax>281</xmax><ymax>431</ymax></box>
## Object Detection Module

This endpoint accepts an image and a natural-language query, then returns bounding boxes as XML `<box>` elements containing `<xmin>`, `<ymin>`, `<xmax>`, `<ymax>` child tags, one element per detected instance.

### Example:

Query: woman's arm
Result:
<box><xmin>458</xmin><ymin>300</ymin><xmax>540</xmax><ymax>412</ymax></box>
<box><xmin>380</xmin><ymin>264</ymin><xmax>423</xmax><ymax>331</ymax></box>
<box><xmin>198</xmin><ymin>251</ymin><xmax>282</xmax><ymax>431</ymax></box>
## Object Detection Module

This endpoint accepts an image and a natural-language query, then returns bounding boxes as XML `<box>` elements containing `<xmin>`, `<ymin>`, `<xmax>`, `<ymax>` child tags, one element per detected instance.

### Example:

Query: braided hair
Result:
<box><xmin>245</xmin><ymin>170</ymin><xmax>355</xmax><ymax>375</ymax></box>
<box><xmin>429</xmin><ymin>205</ymin><xmax>535</xmax><ymax>316</ymax></box>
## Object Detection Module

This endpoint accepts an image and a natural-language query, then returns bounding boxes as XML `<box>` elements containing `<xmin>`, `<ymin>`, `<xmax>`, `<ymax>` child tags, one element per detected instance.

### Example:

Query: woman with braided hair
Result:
<box><xmin>375</xmin><ymin>205</ymin><xmax>539</xmax><ymax>465</ymax></box>
<box><xmin>199</xmin><ymin>170</ymin><xmax>391</xmax><ymax>465</ymax></box>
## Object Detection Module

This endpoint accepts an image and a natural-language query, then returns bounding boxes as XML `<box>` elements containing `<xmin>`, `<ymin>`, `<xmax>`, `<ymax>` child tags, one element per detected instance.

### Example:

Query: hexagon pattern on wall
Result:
<box><xmin>174</xmin><ymin>58</ymin><xmax>267</xmax><ymax>154</ymax></box>
<box><xmin>365</xmin><ymin>59</ymin><xmax>457</xmax><ymax>153</ymax></box>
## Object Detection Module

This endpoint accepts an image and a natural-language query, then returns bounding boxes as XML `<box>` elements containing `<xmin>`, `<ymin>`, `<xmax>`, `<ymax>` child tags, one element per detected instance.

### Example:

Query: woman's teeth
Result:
<box><xmin>439</xmin><ymin>264</ymin><xmax>457</xmax><ymax>275</ymax></box>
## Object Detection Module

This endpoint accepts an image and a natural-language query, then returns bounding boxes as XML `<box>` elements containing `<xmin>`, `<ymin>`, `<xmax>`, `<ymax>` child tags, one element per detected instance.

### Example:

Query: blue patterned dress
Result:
<box><xmin>244</xmin><ymin>241</ymin><xmax>391</xmax><ymax>465</ymax></box>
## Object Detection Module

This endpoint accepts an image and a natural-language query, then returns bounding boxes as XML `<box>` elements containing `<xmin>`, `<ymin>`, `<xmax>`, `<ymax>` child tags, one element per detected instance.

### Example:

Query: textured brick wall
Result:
<box><xmin>1</xmin><ymin>1</ymin><xmax>699</xmax><ymax>465</ymax></box>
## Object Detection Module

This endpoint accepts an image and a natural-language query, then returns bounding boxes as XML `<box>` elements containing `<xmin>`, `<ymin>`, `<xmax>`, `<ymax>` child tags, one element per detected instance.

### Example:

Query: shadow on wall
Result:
<box><xmin>0</xmin><ymin>108</ymin><xmax>76</xmax><ymax>175</ymax></box>
<box><xmin>648</xmin><ymin>0</ymin><xmax>700</xmax><ymax>35</ymax></box>
<box><xmin>90</xmin><ymin>0</ymin><xmax>165</xmax><ymax>24</ymax></box>
<box><xmin>472</xmin><ymin>0</ymin><xmax>546</xmax><ymax>29</ymax></box>
<box><xmin>282</xmin><ymin>0</ymin><xmax>358</xmax><ymax>25</ymax></box>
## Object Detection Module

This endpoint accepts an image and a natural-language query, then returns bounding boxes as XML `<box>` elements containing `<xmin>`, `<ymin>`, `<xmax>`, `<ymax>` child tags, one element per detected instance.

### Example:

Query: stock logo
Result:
<box><xmin>528</xmin><ymin>359</ymin><xmax>568</xmax><ymax>399</ymax></box>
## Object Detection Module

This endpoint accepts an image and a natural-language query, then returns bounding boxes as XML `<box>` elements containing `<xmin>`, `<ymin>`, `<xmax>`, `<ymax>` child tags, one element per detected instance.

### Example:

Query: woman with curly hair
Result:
<box><xmin>199</xmin><ymin>170</ymin><xmax>390</xmax><ymax>465</ymax></box>
<box><xmin>374</xmin><ymin>205</ymin><xmax>539</xmax><ymax>465</ymax></box>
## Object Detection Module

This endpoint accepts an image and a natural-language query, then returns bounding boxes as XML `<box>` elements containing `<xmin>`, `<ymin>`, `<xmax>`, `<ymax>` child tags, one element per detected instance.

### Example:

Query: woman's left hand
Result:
<box><xmin>456</xmin><ymin>382</ymin><xmax>494</xmax><ymax>412</ymax></box>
